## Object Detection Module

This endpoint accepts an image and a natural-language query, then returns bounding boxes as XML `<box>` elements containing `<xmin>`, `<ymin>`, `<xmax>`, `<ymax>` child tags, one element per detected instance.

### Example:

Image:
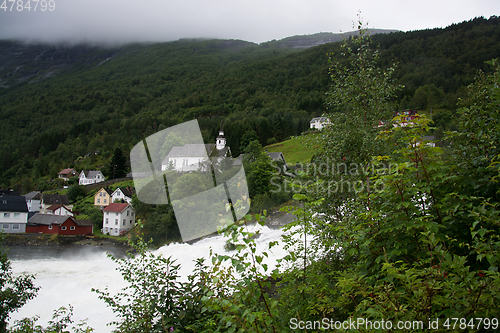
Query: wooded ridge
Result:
<box><xmin>0</xmin><ymin>16</ymin><xmax>499</xmax><ymax>191</ymax></box>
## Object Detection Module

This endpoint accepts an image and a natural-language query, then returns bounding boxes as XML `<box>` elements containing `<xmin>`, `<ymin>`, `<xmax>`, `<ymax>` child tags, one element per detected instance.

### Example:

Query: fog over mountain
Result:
<box><xmin>0</xmin><ymin>0</ymin><xmax>497</xmax><ymax>45</ymax></box>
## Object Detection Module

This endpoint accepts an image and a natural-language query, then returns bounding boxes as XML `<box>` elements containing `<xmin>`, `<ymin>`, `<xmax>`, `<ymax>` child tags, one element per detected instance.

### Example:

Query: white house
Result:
<box><xmin>45</xmin><ymin>204</ymin><xmax>74</xmax><ymax>217</ymax></box>
<box><xmin>161</xmin><ymin>129</ymin><xmax>230</xmax><ymax>172</ymax></box>
<box><xmin>40</xmin><ymin>194</ymin><xmax>72</xmax><ymax>213</ymax></box>
<box><xmin>310</xmin><ymin>117</ymin><xmax>331</xmax><ymax>130</ymax></box>
<box><xmin>0</xmin><ymin>194</ymin><xmax>29</xmax><ymax>233</ymax></box>
<box><xmin>79</xmin><ymin>170</ymin><xmax>105</xmax><ymax>185</ymax></box>
<box><xmin>24</xmin><ymin>191</ymin><xmax>42</xmax><ymax>212</ymax></box>
<box><xmin>102</xmin><ymin>203</ymin><xmax>135</xmax><ymax>236</ymax></box>
<box><xmin>111</xmin><ymin>187</ymin><xmax>134</xmax><ymax>204</ymax></box>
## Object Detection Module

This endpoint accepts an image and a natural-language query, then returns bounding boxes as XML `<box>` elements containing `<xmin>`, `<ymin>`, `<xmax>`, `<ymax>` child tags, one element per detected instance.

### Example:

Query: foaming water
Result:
<box><xmin>8</xmin><ymin>225</ymin><xmax>288</xmax><ymax>332</ymax></box>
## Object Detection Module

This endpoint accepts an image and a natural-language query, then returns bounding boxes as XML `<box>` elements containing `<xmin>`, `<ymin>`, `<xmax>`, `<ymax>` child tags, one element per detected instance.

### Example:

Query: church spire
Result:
<box><xmin>216</xmin><ymin>121</ymin><xmax>226</xmax><ymax>150</ymax></box>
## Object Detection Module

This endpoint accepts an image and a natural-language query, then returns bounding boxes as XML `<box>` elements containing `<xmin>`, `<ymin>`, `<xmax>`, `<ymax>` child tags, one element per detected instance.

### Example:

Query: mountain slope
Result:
<box><xmin>0</xmin><ymin>16</ymin><xmax>499</xmax><ymax>190</ymax></box>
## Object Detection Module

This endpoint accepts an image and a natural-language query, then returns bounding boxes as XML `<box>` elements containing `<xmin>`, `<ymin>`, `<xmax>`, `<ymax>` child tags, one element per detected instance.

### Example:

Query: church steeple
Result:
<box><xmin>216</xmin><ymin>121</ymin><xmax>226</xmax><ymax>150</ymax></box>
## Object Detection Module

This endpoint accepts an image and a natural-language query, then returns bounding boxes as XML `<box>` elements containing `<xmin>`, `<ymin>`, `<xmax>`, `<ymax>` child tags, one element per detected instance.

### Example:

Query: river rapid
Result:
<box><xmin>7</xmin><ymin>225</ymin><xmax>288</xmax><ymax>332</ymax></box>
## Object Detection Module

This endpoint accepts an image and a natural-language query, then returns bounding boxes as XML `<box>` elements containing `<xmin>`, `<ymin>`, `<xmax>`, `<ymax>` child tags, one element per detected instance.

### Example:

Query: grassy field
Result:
<box><xmin>263</xmin><ymin>132</ymin><xmax>322</xmax><ymax>166</ymax></box>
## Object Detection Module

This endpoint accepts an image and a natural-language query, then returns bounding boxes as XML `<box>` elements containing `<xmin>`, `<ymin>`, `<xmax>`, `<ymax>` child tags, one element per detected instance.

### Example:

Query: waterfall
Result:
<box><xmin>9</xmin><ymin>225</ymin><xmax>288</xmax><ymax>332</ymax></box>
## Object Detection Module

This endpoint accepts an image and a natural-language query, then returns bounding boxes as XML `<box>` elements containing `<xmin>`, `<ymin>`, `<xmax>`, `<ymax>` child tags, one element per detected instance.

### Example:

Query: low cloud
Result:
<box><xmin>0</xmin><ymin>0</ymin><xmax>497</xmax><ymax>45</ymax></box>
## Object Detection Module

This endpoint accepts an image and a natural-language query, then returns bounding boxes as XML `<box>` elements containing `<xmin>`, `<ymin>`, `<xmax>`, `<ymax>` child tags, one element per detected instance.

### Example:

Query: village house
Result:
<box><xmin>102</xmin><ymin>203</ymin><xmax>135</xmax><ymax>236</ymax></box>
<box><xmin>0</xmin><ymin>193</ymin><xmax>29</xmax><ymax>233</ymax></box>
<box><xmin>24</xmin><ymin>191</ymin><xmax>42</xmax><ymax>212</ymax></box>
<box><xmin>45</xmin><ymin>204</ymin><xmax>74</xmax><ymax>217</ymax></box>
<box><xmin>94</xmin><ymin>187</ymin><xmax>113</xmax><ymax>208</ymax></box>
<box><xmin>309</xmin><ymin>117</ymin><xmax>331</xmax><ymax>130</ymax></box>
<box><xmin>111</xmin><ymin>187</ymin><xmax>134</xmax><ymax>204</ymax></box>
<box><xmin>161</xmin><ymin>128</ymin><xmax>230</xmax><ymax>172</ymax></box>
<box><xmin>267</xmin><ymin>152</ymin><xmax>288</xmax><ymax>171</ymax></box>
<box><xmin>79</xmin><ymin>170</ymin><xmax>106</xmax><ymax>185</ymax></box>
<box><xmin>394</xmin><ymin>109</ymin><xmax>418</xmax><ymax>127</ymax></box>
<box><xmin>27</xmin><ymin>214</ymin><xmax>93</xmax><ymax>235</ymax></box>
<box><xmin>58</xmin><ymin>168</ymin><xmax>78</xmax><ymax>181</ymax></box>
<box><xmin>40</xmin><ymin>194</ymin><xmax>72</xmax><ymax>214</ymax></box>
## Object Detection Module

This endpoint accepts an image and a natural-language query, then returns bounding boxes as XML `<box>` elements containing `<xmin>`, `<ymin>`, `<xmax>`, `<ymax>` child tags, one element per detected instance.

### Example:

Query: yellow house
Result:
<box><xmin>94</xmin><ymin>187</ymin><xmax>113</xmax><ymax>209</ymax></box>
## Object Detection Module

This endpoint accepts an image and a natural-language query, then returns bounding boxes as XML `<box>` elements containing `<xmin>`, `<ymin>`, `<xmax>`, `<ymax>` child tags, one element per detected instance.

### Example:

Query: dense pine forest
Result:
<box><xmin>0</xmin><ymin>16</ymin><xmax>499</xmax><ymax>192</ymax></box>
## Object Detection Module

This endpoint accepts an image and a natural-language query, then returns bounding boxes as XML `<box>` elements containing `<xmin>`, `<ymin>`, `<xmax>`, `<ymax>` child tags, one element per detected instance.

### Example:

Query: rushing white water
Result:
<box><xmin>8</xmin><ymin>225</ymin><xmax>289</xmax><ymax>332</ymax></box>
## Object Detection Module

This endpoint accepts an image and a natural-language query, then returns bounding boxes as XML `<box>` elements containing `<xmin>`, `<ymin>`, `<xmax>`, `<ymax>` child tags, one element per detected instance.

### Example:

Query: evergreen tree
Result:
<box><xmin>108</xmin><ymin>147</ymin><xmax>127</xmax><ymax>179</ymax></box>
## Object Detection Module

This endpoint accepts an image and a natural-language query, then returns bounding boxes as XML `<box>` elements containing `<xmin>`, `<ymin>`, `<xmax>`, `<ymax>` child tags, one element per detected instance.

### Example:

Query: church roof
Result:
<box><xmin>166</xmin><ymin>144</ymin><xmax>208</xmax><ymax>158</ymax></box>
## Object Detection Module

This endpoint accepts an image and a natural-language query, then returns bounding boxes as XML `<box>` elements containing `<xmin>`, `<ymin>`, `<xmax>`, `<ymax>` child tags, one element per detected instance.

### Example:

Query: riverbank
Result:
<box><xmin>2</xmin><ymin>233</ymin><xmax>130</xmax><ymax>247</ymax></box>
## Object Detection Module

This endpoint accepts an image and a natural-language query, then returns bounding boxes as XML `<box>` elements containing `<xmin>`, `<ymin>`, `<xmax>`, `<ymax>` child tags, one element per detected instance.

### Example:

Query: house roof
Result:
<box><xmin>113</xmin><ymin>187</ymin><xmax>134</xmax><ymax>198</ymax></box>
<box><xmin>394</xmin><ymin>109</ymin><xmax>417</xmax><ymax>116</ymax></box>
<box><xmin>46</xmin><ymin>204</ymin><xmax>72</xmax><ymax>212</ymax></box>
<box><xmin>166</xmin><ymin>144</ymin><xmax>208</xmax><ymax>159</ymax></box>
<box><xmin>24</xmin><ymin>191</ymin><xmax>42</xmax><ymax>200</ymax></box>
<box><xmin>268</xmin><ymin>152</ymin><xmax>287</xmax><ymax>164</ymax></box>
<box><xmin>42</xmin><ymin>194</ymin><xmax>69</xmax><ymax>206</ymax></box>
<box><xmin>162</xmin><ymin>143</ymin><xmax>231</xmax><ymax>163</ymax></box>
<box><xmin>310</xmin><ymin>116</ymin><xmax>329</xmax><ymax>123</ymax></box>
<box><xmin>58</xmin><ymin>168</ymin><xmax>76</xmax><ymax>175</ymax></box>
<box><xmin>0</xmin><ymin>194</ymin><xmax>29</xmax><ymax>212</ymax></box>
<box><xmin>103</xmin><ymin>203</ymin><xmax>130</xmax><ymax>213</ymax></box>
<box><xmin>74</xmin><ymin>219</ymin><xmax>93</xmax><ymax>227</ymax></box>
<box><xmin>28</xmin><ymin>214</ymin><xmax>72</xmax><ymax>225</ymax></box>
<box><xmin>80</xmin><ymin>170</ymin><xmax>103</xmax><ymax>179</ymax></box>
<box><xmin>96</xmin><ymin>187</ymin><xmax>113</xmax><ymax>196</ymax></box>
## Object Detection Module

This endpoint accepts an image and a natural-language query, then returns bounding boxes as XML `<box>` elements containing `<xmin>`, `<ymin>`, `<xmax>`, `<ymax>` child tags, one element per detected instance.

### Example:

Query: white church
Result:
<box><xmin>161</xmin><ymin>128</ymin><xmax>231</xmax><ymax>172</ymax></box>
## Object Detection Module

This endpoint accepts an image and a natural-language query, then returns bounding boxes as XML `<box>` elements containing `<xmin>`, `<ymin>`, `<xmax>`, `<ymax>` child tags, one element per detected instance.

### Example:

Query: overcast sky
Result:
<box><xmin>0</xmin><ymin>0</ymin><xmax>498</xmax><ymax>45</ymax></box>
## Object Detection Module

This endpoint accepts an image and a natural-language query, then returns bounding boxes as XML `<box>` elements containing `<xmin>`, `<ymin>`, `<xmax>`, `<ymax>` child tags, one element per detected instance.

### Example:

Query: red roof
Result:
<box><xmin>103</xmin><ymin>203</ymin><xmax>130</xmax><ymax>213</ymax></box>
<box><xmin>58</xmin><ymin>168</ymin><xmax>76</xmax><ymax>175</ymax></box>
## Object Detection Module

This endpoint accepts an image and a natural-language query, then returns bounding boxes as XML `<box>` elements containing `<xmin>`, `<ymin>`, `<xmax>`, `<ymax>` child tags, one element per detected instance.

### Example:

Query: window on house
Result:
<box><xmin>97</xmin><ymin>199</ymin><xmax>100</xmax><ymax>203</ymax></box>
<box><xmin>105</xmin><ymin>218</ymin><xmax>109</xmax><ymax>224</ymax></box>
<box><xmin>70</xmin><ymin>226</ymin><xmax>75</xmax><ymax>230</ymax></box>
<box><xmin>3</xmin><ymin>213</ymin><xmax>10</xmax><ymax>218</ymax></box>
<box><xmin>12</xmin><ymin>224</ymin><xmax>19</xmax><ymax>230</ymax></box>
<box><xmin>130</xmin><ymin>220</ymin><xmax>133</xmax><ymax>224</ymax></box>
<box><xmin>48</xmin><ymin>225</ymin><xmax>52</xmax><ymax>229</ymax></box>
<box><xmin>3</xmin><ymin>224</ymin><xmax>9</xmax><ymax>229</ymax></box>
<box><xmin>123</xmin><ymin>220</ymin><xmax>126</xmax><ymax>226</ymax></box>
<box><xmin>106</xmin><ymin>212</ymin><xmax>109</xmax><ymax>215</ymax></box>
<box><xmin>104</xmin><ymin>199</ymin><xmax>107</xmax><ymax>204</ymax></box>
<box><xmin>14</xmin><ymin>213</ymin><xmax>20</xmax><ymax>218</ymax></box>
<box><xmin>127</xmin><ymin>211</ymin><xmax>129</xmax><ymax>216</ymax></box>
<box><xmin>61</xmin><ymin>226</ymin><xmax>67</xmax><ymax>230</ymax></box>
<box><xmin>99</xmin><ymin>192</ymin><xmax>102</xmax><ymax>197</ymax></box>
<box><xmin>115</xmin><ymin>219</ymin><xmax>118</xmax><ymax>225</ymax></box>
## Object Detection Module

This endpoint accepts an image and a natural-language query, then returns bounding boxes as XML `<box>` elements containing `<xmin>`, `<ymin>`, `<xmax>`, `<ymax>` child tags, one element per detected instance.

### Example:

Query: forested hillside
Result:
<box><xmin>0</xmin><ymin>16</ymin><xmax>499</xmax><ymax>191</ymax></box>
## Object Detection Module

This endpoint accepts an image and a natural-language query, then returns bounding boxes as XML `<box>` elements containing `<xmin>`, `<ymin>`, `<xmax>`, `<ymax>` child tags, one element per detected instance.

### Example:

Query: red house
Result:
<box><xmin>27</xmin><ymin>214</ymin><xmax>93</xmax><ymax>235</ymax></box>
<box><xmin>394</xmin><ymin>109</ymin><xmax>418</xmax><ymax>127</ymax></box>
<box><xmin>58</xmin><ymin>168</ymin><xmax>78</xmax><ymax>181</ymax></box>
